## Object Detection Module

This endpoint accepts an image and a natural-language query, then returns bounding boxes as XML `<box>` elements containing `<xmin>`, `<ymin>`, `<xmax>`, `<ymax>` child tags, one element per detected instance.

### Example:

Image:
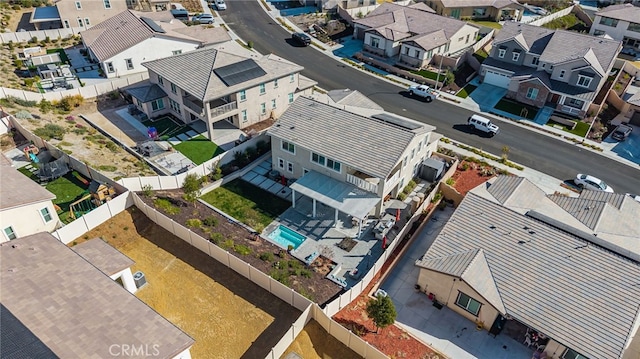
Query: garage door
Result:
<box><xmin>484</xmin><ymin>70</ymin><xmax>511</xmax><ymax>88</ymax></box>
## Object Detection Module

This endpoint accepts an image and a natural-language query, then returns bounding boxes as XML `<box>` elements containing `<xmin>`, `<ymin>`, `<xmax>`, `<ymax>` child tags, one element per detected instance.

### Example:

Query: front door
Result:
<box><xmin>549</xmin><ymin>93</ymin><xmax>560</xmax><ymax>104</ymax></box>
<box><xmin>451</xmin><ymin>8</ymin><xmax>461</xmax><ymax>19</ymax></box>
<box><xmin>489</xmin><ymin>315</ymin><xmax>508</xmax><ymax>336</ymax></box>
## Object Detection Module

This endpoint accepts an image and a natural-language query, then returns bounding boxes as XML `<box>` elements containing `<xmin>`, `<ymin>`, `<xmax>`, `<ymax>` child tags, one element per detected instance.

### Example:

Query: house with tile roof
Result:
<box><xmin>0</xmin><ymin>232</ymin><xmax>194</xmax><ymax>359</ymax></box>
<box><xmin>353</xmin><ymin>3</ymin><xmax>480</xmax><ymax>69</ymax></box>
<box><xmin>589</xmin><ymin>3</ymin><xmax>640</xmax><ymax>53</ymax></box>
<box><xmin>81</xmin><ymin>10</ymin><xmax>231</xmax><ymax>79</ymax></box>
<box><xmin>0</xmin><ymin>155</ymin><xmax>59</xmax><ymax>242</ymax></box>
<box><xmin>135</xmin><ymin>46</ymin><xmax>315</xmax><ymax>138</ymax></box>
<box><xmin>268</xmin><ymin>96</ymin><xmax>436</xmax><ymax>220</ymax></box>
<box><xmin>30</xmin><ymin>0</ymin><xmax>130</xmax><ymax>30</ymax></box>
<box><xmin>415</xmin><ymin>183</ymin><xmax>640</xmax><ymax>359</ymax></box>
<box><xmin>426</xmin><ymin>0</ymin><xmax>524</xmax><ymax>22</ymax></box>
<box><xmin>481</xmin><ymin>22</ymin><xmax>622</xmax><ymax>118</ymax></box>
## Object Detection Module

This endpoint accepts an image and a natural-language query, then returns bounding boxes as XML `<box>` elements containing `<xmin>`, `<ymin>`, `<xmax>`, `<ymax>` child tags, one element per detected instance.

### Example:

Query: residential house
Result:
<box><xmin>620</xmin><ymin>77</ymin><xmax>640</xmax><ymax>125</ymax></box>
<box><xmin>82</xmin><ymin>10</ymin><xmax>231</xmax><ymax>79</ymax></box>
<box><xmin>0</xmin><ymin>155</ymin><xmax>59</xmax><ymax>242</ymax></box>
<box><xmin>268</xmin><ymin>96</ymin><xmax>436</xmax><ymax>222</ymax></box>
<box><xmin>30</xmin><ymin>0</ymin><xmax>131</xmax><ymax>30</ymax></box>
<box><xmin>480</xmin><ymin>22</ymin><xmax>622</xmax><ymax>118</ymax></box>
<box><xmin>353</xmin><ymin>3</ymin><xmax>480</xmax><ymax>69</ymax></box>
<box><xmin>426</xmin><ymin>0</ymin><xmax>524</xmax><ymax>21</ymax></box>
<box><xmin>135</xmin><ymin>46</ymin><xmax>314</xmax><ymax>139</ymax></box>
<box><xmin>415</xmin><ymin>176</ymin><xmax>640</xmax><ymax>359</ymax></box>
<box><xmin>0</xmin><ymin>232</ymin><xmax>194</xmax><ymax>359</ymax></box>
<box><xmin>589</xmin><ymin>4</ymin><xmax>640</xmax><ymax>53</ymax></box>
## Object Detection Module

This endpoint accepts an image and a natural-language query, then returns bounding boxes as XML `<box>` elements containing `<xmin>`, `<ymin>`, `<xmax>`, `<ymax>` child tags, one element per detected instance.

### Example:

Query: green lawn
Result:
<box><xmin>17</xmin><ymin>168</ymin><xmax>90</xmax><ymax>223</ymax></box>
<box><xmin>494</xmin><ymin>99</ymin><xmax>539</xmax><ymax>120</ymax></box>
<box><xmin>173</xmin><ymin>135</ymin><xmax>224</xmax><ymax>165</ymax></box>
<box><xmin>456</xmin><ymin>84</ymin><xmax>477</xmax><ymax>98</ymax></box>
<box><xmin>201</xmin><ymin>179</ymin><xmax>291</xmax><ymax>233</ymax></box>
<box><xmin>469</xmin><ymin>20</ymin><xmax>502</xmax><ymax>29</ymax></box>
<box><xmin>472</xmin><ymin>49</ymin><xmax>489</xmax><ymax>64</ymax></box>
<box><xmin>411</xmin><ymin>69</ymin><xmax>446</xmax><ymax>82</ymax></box>
<box><xmin>142</xmin><ymin>116</ymin><xmax>191</xmax><ymax>139</ymax></box>
<box><xmin>547</xmin><ymin>119</ymin><xmax>590</xmax><ymax>137</ymax></box>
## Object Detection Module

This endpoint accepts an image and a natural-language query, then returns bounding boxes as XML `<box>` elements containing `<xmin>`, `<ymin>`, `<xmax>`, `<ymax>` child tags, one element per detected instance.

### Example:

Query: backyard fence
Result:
<box><xmin>472</xmin><ymin>30</ymin><xmax>494</xmax><ymax>53</ymax></box>
<box><xmin>0</xmin><ymin>27</ymin><xmax>84</xmax><ymax>44</ymax></box>
<box><xmin>526</xmin><ymin>5</ymin><xmax>574</xmax><ymax>26</ymax></box>
<box><xmin>0</xmin><ymin>72</ymin><xmax>149</xmax><ymax>101</ymax></box>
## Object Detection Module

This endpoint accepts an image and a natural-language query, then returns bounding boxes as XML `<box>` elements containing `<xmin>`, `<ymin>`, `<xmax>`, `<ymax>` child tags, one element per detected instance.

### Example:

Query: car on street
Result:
<box><xmin>407</xmin><ymin>84</ymin><xmax>438</xmax><ymax>102</ymax></box>
<box><xmin>212</xmin><ymin>0</ymin><xmax>226</xmax><ymax>10</ymax></box>
<box><xmin>468</xmin><ymin>114</ymin><xmax>499</xmax><ymax>137</ymax></box>
<box><xmin>192</xmin><ymin>13</ymin><xmax>214</xmax><ymax>24</ymax></box>
<box><xmin>575</xmin><ymin>174</ymin><xmax>614</xmax><ymax>193</ymax></box>
<box><xmin>291</xmin><ymin>32</ymin><xmax>311</xmax><ymax>46</ymax></box>
<box><xmin>611</xmin><ymin>123</ymin><xmax>633</xmax><ymax>141</ymax></box>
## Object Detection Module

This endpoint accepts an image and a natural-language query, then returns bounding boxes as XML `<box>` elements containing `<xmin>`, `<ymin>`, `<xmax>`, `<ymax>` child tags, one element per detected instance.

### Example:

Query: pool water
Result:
<box><xmin>267</xmin><ymin>225</ymin><xmax>306</xmax><ymax>250</ymax></box>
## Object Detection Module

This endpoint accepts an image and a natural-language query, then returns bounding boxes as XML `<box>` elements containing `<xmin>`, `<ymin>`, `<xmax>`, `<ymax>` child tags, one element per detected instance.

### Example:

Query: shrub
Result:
<box><xmin>256</xmin><ymin>139</ymin><xmax>270</xmax><ymax>154</ymax></box>
<box><xmin>203</xmin><ymin>216</ymin><xmax>218</xmax><ymax>227</ymax></box>
<box><xmin>221</xmin><ymin>239</ymin><xmax>235</xmax><ymax>250</ymax></box>
<box><xmin>245</xmin><ymin>146</ymin><xmax>258</xmax><ymax>160</ymax></box>
<box><xmin>153</xmin><ymin>198</ymin><xmax>180</xmax><ymax>215</ymax></box>
<box><xmin>431</xmin><ymin>191</ymin><xmax>443</xmax><ymax>203</ymax></box>
<box><xmin>186</xmin><ymin>218</ymin><xmax>202</xmax><ymax>228</ymax></box>
<box><xmin>234</xmin><ymin>244</ymin><xmax>252</xmax><ymax>256</ymax></box>
<box><xmin>259</xmin><ymin>252</ymin><xmax>274</xmax><ymax>262</ymax></box>
<box><xmin>14</xmin><ymin>59</ymin><xmax>23</xmax><ymax>68</ymax></box>
<box><xmin>105</xmin><ymin>142</ymin><xmax>119</xmax><ymax>153</ymax></box>
<box><xmin>210</xmin><ymin>232</ymin><xmax>223</xmax><ymax>244</ymax></box>
<box><xmin>58</xmin><ymin>95</ymin><xmax>84</xmax><ymax>112</ymax></box>
<box><xmin>34</xmin><ymin>123</ymin><xmax>65</xmax><ymax>140</ymax></box>
<box><xmin>98</xmin><ymin>165</ymin><xmax>117</xmax><ymax>171</ymax></box>
<box><xmin>397</xmin><ymin>192</ymin><xmax>407</xmax><ymax>201</ymax></box>
<box><xmin>39</xmin><ymin>99</ymin><xmax>53</xmax><ymax>113</ymax></box>
<box><xmin>141</xmin><ymin>184</ymin><xmax>153</xmax><ymax>197</ymax></box>
<box><xmin>445</xmin><ymin>178</ymin><xmax>455</xmax><ymax>186</ymax></box>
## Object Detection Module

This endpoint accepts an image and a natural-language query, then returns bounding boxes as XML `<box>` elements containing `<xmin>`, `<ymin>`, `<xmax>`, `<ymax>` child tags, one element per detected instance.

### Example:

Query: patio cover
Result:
<box><xmin>30</xmin><ymin>6</ymin><xmax>60</xmax><ymax>23</ymax></box>
<box><xmin>290</xmin><ymin>171</ymin><xmax>380</xmax><ymax>220</ymax></box>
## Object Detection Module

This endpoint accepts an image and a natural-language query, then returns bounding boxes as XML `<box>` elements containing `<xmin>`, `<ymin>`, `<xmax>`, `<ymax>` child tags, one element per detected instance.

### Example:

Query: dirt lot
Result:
<box><xmin>75</xmin><ymin>208</ymin><xmax>301</xmax><ymax>359</ymax></box>
<box><xmin>281</xmin><ymin>320</ymin><xmax>362</xmax><ymax>359</ymax></box>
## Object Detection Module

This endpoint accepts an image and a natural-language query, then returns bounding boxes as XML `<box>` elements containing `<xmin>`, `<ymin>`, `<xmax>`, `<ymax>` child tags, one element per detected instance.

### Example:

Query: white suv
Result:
<box><xmin>574</xmin><ymin>174</ymin><xmax>614</xmax><ymax>193</ymax></box>
<box><xmin>468</xmin><ymin>114</ymin><xmax>499</xmax><ymax>137</ymax></box>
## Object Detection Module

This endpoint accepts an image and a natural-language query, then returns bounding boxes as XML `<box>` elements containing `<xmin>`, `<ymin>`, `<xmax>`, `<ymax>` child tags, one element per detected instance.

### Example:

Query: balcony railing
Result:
<box><xmin>384</xmin><ymin>171</ymin><xmax>401</xmax><ymax>193</ymax></box>
<box><xmin>560</xmin><ymin>105</ymin><xmax>582</xmax><ymax>115</ymax></box>
<box><xmin>182</xmin><ymin>97</ymin><xmax>203</xmax><ymax>116</ymax></box>
<box><xmin>210</xmin><ymin>101</ymin><xmax>237</xmax><ymax>118</ymax></box>
<box><xmin>346</xmin><ymin>173</ymin><xmax>379</xmax><ymax>194</ymax></box>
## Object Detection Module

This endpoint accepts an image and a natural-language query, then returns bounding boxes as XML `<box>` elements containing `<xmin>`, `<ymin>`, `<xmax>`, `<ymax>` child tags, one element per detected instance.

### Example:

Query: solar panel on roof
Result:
<box><xmin>371</xmin><ymin>113</ymin><xmax>421</xmax><ymax>130</ymax></box>
<box><xmin>140</xmin><ymin>17</ymin><xmax>165</xmax><ymax>33</ymax></box>
<box><xmin>214</xmin><ymin>59</ymin><xmax>267</xmax><ymax>87</ymax></box>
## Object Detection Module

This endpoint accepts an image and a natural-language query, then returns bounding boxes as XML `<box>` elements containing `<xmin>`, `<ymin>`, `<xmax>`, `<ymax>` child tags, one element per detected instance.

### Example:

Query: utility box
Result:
<box><xmin>133</xmin><ymin>271</ymin><xmax>147</xmax><ymax>289</ymax></box>
<box><xmin>420</xmin><ymin>158</ymin><xmax>445</xmax><ymax>182</ymax></box>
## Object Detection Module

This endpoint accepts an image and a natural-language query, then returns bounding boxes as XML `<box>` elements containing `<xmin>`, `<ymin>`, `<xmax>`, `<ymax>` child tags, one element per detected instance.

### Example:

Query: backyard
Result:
<box><xmin>281</xmin><ymin>320</ymin><xmax>362</xmax><ymax>359</ymax></box>
<box><xmin>142</xmin><ymin>116</ymin><xmax>191</xmax><ymax>139</ymax></box>
<box><xmin>173</xmin><ymin>135</ymin><xmax>224</xmax><ymax>165</ymax></box>
<box><xmin>74</xmin><ymin>208</ymin><xmax>301</xmax><ymax>359</ymax></box>
<box><xmin>494</xmin><ymin>98</ymin><xmax>539</xmax><ymax>120</ymax></box>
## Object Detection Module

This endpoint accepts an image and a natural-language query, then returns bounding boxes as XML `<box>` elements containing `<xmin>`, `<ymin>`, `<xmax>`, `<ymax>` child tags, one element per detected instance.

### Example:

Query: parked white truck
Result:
<box><xmin>407</xmin><ymin>84</ymin><xmax>439</xmax><ymax>102</ymax></box>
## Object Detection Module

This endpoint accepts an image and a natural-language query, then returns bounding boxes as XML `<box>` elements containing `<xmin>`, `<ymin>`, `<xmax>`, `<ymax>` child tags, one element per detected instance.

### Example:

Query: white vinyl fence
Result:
<box><xmin>0</xmin><ymin>27</ymin><xmax>84</xmax><ymax>44</ymax></box>
<box><xmin>526</xmin><ymin>5</ymin><xmax>574</xmax><ymax>26</ymax></box>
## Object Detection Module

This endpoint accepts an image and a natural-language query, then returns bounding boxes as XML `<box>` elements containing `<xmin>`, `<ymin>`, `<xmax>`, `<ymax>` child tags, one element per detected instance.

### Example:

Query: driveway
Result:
<box><xmin>465</xmin><ymin>82</ymin><xmax>507</xmax><ymax>112</ymax></box>
<box><xmin>379</xmin><ymin>207</ymin><xmax>532</xmax><ymax>359</ymax></box>
<box><xmin>603</xmin><ymin>123</ymin><xmax>640</xmax><ymax>165</ymax></box>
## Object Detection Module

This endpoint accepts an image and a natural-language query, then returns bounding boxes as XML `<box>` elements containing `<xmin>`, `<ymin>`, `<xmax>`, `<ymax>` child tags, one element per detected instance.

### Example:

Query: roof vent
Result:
<box><xmin>489</xmin><ymin>225</ymin><xmax>496</xmax><ymax>229</ymax></box>
<box><xmin>528</xmin><ymin>230</ymin><xmax>535</xmax><ymax>235</ymax></box>
<box><xmin>290</xmin><ymin>126</ymin><xmax>295</xmax><ymax>130</ymax></box>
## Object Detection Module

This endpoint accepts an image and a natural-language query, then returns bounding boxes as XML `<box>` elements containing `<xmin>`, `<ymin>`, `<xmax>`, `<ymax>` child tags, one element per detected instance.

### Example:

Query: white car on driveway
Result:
<box><xmin>407</xmin><ymin>85</ymin><xmax>438</xmax><ymax>102</ymax></box>
<box><xmin>575</xmin><ymin>174</ymin><xmax>614</xmax><ymax>193</ymax></box>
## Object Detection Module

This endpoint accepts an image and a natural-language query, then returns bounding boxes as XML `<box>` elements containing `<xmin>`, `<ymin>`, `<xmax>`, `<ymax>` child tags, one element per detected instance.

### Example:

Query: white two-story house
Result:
<box><xmin>480</xmin><ymin>22</ymin><xmax>622</xmax><ymax>118</ymax></box>
<box><xmin>133</xmin><ymin>46</ymin><xmax>314</xmax><ymax>139</ymax></box>
<box><xmin>268</xmin><ymin>96</ymin><xmax>436</xmax><ymax>226</ymax></box>
<box><xmin>590</xmin><ymin>3</ymin><xmax>640</xmax><ymax>53</ymax></box>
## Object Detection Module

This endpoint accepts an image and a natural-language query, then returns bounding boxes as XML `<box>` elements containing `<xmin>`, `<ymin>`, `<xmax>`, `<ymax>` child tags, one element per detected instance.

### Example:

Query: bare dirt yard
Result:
<box><xmin>281</xmin><ymin>320</ymin><xmax>363</xmax><ymax>359</ymax></box>
<box><xmin>75</xmin><ymin>208</ymin><xmax>301</xmax><ymax>359</ymax></box>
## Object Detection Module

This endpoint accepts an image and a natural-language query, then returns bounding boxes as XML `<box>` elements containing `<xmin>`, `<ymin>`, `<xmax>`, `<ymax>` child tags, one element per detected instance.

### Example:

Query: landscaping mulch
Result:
<box><xmin>138</xmin><ymin>189</ymin><xmax>342</xmax><ymax>305</ymax></box>
<box><xmin>451</xmin><ymin>160</ymin><xmax>498</xmax><ymax>195</ymax></box>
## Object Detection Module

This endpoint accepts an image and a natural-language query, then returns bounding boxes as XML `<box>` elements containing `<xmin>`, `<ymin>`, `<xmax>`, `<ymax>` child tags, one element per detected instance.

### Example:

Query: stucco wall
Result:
<box><xmin>57</xmin><ymin>0</ymin><xmax>128</xmax><ymax>29</ymax></box>
<box><xmin>0</xmin><ymin>201</ymin><xmax>60</xmax><ymax>242</ymax></box>
<box><xmin>590</xmin><ymin>16</ymin><xmax>640</xmax><ymax>44</ymax></box>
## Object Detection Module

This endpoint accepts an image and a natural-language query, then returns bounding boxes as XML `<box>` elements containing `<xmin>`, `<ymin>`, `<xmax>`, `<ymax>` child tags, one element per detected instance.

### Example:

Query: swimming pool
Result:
<box><xmin>267</xmin><ymin>225</ymin><xmax>307</xmax><ymax>250</ymax></box>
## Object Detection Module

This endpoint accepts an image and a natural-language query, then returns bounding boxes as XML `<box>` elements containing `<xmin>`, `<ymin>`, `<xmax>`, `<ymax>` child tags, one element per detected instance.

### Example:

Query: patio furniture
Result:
<box><xmin>374</xmin><ymin>214</ymin><xmax>396</xmax><ymax>240</ymax></box>
<box><xmin>523</xmin><ymin>336</ymin><xmax>533</xmax><ymax>347</ymax></box>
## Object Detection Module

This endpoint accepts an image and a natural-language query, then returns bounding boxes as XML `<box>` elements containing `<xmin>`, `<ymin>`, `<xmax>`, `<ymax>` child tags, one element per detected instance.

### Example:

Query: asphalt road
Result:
<box><xmin>220</xmin><ymin>5</ymin><xmax>640</xmax><ymax>194</ymax></box>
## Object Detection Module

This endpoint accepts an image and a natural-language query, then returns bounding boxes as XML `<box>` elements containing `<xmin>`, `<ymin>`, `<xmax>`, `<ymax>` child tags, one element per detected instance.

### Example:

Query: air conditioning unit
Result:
<box><xmin>133</xmin><ymin>271</ymin><xmax>147</xmax><ymax>289</ymax></box>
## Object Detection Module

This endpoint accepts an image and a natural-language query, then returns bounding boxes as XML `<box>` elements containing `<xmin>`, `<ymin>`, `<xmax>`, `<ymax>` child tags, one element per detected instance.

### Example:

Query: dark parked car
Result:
<box><xmin>291</xmin><ymin>32</ymin><xmax>311</xmax><ymax>46</ymax></box>
<box><xmin>611</xmin><ymin>123</ymin><xmax>633</xmax><ymax>141</ymax></box>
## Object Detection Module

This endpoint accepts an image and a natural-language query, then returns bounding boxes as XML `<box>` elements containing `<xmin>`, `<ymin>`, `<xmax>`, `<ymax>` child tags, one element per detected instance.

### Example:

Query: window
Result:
<box><xmin>259</xmin><ymin>83</ymin><xmax>266</xmax><ymax>94</ymax></box>
<box><xmin>512</xmin><ymin>51</ymin><xmax>520</xmax><ymax>61</ymax></box>
<box><xmin>158</xmin><ymin>75</ymin><xmax>164</xmax><ymax>85</ymax></box>
<box><xmin>562</xmin><ymin>349</ymin><xmax>588</xmax><ymax>359</ymax></box>
<box><xmin>281</xmin><ymin>140</ymin><xmax>295</xmax><ymax>153</ymax></box>
<box><xmin>593</xmin><ymin>29</ymin><xmax>605</xmax><ymax>36</ymax></box>
<box><xmin>241</xmin><ymin>109</ymin><xmax>248</xmax><ymax>123</ymax></box>
<box><xmin>455</xmin><ymin>292</ymin><xmax>481</xmax><ymax>316</ymax></box>
<box><xmin>273</xmin><ymin>78</ymin><xmax>278</xmax><ymax>88</ymax></box>
<box><xmin>136</xmin><ymin>99</ymin><xmax>142</xmax><ymax>107</ymax></box>
<box><xmin>427</xmin><ymin>50</ymin><xmax>433</xmax><ymax>59</ymax></box>
<box><xmin>169</xmin><ymin>98</ymin><xmax>181</xmax><ymax>114</ymax></box>
<box><xmin>458</xmin><ymin>37</ymin><xmax>464</xmax><ymax>42</ymax></box>
<box><xmin>125</xmin><ymin>58</ymin><xmax>133</xmax><ymax>70</ymax></box>
<box><xmin>498</xmin><ymin>48</ymin><xmax>506</xmax><ymax>58</ymax></box>
<box><xmin>410</xmin><ymin>148</ymin><xmax>415</xmax><ymax>159</ymax></box>
<box><xmin>77</xmin><ymin>18</ymin><xmax>84</xmax><ymax>27</ymax></box>
<box><xmin>599</xmin><ymin>16</ymin><xmax>618</xmax><ymax>27</ymax></box>
<box><xmin>106</xmin><ymin>62</ymin><xmax>114</xmax><ymax>73</ymax></box>
<box><xmin>358</xmin><ymin>0</ymin><xmax>363</xmax><ymax>5</ymax></box>
<box><xmin>326</xmin><ymin>158</ymin><xmax>341</xmax><ymax>172</ymax></box>
<box><xmin>290</xmin><ymin>73</ymin><xmax>295</xmax><ymax>83</ymax></box>
<box><xmin>559</xmin><ymin>69</ymin><xmax>565</xmax><ymax>79</ymax></box>
<box><xmin>239</xmin><ymin>90</ymin><xmax>246</xmax><ymax>101</ymax></box>
<box><xmin>3</xmin><ymin>226</ymin><xmax>16</xmax><ymax>240</ymax></box>
<box><xmin>84</xmin><ymin>18</ymin><xmax>90</xmax><ymax>26</ymax></box>
<box><xmin>287</xmin><ymin>161</ymin><xmax>293</xmax><ymax>173</ymax></box>
<box><xmin>278</xmin><ymin>158</ymin><xmax>285</xmax><ymax>169</ymax></box>
<box><xmin>63</xmin><ymin>20</ymin><xmax>70</xmax><ymax>28</ymax></box>
<box><xmin>151</xmin><ymin>99</ymin><xmax>164</xmax><ymax>111</ymax></box>
<box><xmin>402</xmin><ymin>155</ymin><xmax>408</xmax><ymax>168</ymax></box>
<box><xmin>104</xmin><ymin>0</ymin><xmax>111</xmax><ymax>8</ymax></box>
<box><xmin>75</xmin><ymin>1</ymin><xmax>82</xmax><ymax>9</ymax></box>
<box><xmin>418</xmin><ymin>140</ymin><xmax>422</xmax><ymax>150</ymax></box>
<box><xmin>288</xmin><ymin>93</ymin><xmax>294</xmax><ymax>104</ymax></box>
<box><xmin>526</xmin><ymin>87</ymin><xmax>538</xmax><ymax>100</ymax></box>
<box><xmin>371</xmin><ymin>37</ymin><xmax>380</xmax><ymax>48</ymax></box>
<box><xmin>170</xmin><ymin>83</ymin><xmax>177</xmax><ymax>94</ymax></box>
<box><xmin>271</xmin><ymin>99</ymin><xmax>277</xmax><ymax>109</ymax></box>
<box><xmin>403</xmin><ymin>47</ymin><xmax>409</xmax><ymax>55</ymax></box>
<box><xmin>465</xmin><ymin>34</ymin><xmax>470</xmax><ymax>44</ymax></box>
<box><xmin>577</xmin><ymin>75</ymin><xmax>592</xmax><ymax>88</ymax></box>
<box><xmin>565</xmin><ymin>98</ymin><xmax>584</xmax><ymax>109</ymax></box>
<box><xmin>260</xmin><ymin>102</ymin><xmax>266</xmax><ymax>115</ymax></box>
<box><xmin>473</xmin><ymin>7</ymin><xmax>486</xmax><ymax>17</ymax></box>
<box><xmin>628</xmin><ymin>23</ymin><xmax>640</xmax><ymax>33</ymax></box>
<box><xmin>311</xmin><ymin>152</ymin><xmax>325</xmax><ymax>166</ymax></box>
<box><xmin>414</xmin><ymin>50</ymin><xmax>420</xmax><ymax>58</ymax></box>
<box><xmin>172</xmin><ymin>50</ymin><xmax>182</xmax><ymax>55</ymax></box>
<box><xmin>40</xmin><ymin>207</ymin><xmax>53</xmax><ymax>222</ymax></box>
<box><xmin>532</xmin><ymin>56</ymin><xmax>539</xmax><ymax>66</ymax></box>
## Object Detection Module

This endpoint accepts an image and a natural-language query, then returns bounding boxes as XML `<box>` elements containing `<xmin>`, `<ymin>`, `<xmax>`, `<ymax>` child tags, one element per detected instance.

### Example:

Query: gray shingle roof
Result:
<box><xmin>487</xmin><ymin>175</ymin><xmax>525</xmax><ymax>204</ymax></box>
<box><xmin>81</xmin><ymin>10</ymin><xmax>201</xmax><ymax>62</ymax></box>
<box><xmin>142</xmin><ymin>48</ymin><xmax>303</xmax><ymax>102</ymax></box>
<box><xmin>0</xmin><ymin>233</ymin><xmax>194</xmax><ymax>358</ymax></box>
<box><xmin>267</xmin><ymin>97</ymin><xmax>433</xmax><ymax>179</ymax></box>
<box><xmin>440</xmin><ymin>0</ymin><xmax>522</xmax><ymax>8</ymax></box>
<box><xmin>596</xmin><ymin>3</ymin><xmax>640</xmax><ymax>24</ymax></box>
<box><xmin>0</xmin><ymin>162</ymin><xmax>55</xmax><ymax>210</ymax></box>
<box><xmin>72</xmin><ymin>237</ymin><xmax>135</xmax><ymax>276</ymax></box>
<box><xmin>127</xmin><ymin>84</ymin><xmax>167</xmax><ymax>102</ymax></box>
<box><xmin>547</xmin><ymin>195</ymin><xmax>606</xmax><ymax>230</ymax></box>
<box><xmin>416</xmin><ymin>193</ymin><xmax>640</xmax><ymax>359</ymax></box>
<box><xmin>579</xmin><ymin>190</ymin><xmax>626</xmax><ymax>209</ymax></box>
<box><xmin>494</xmin><ymin>22</ymin><xmax>554</xmax><ymax>55</ymax></box>
<box><xmin>327</xmin><ymin>89</ymin><xmax>384</xmax><ymax>110</ymax></box>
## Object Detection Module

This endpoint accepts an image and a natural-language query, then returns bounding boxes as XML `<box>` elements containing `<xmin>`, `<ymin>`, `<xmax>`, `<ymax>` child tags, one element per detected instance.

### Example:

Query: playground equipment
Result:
<box><xmin>23</xmin><ymin>145</ymin><xmax>39</xmax><ymax>163</ymax></box>
<box><xmin>148</xmin><ymin>126</ymin><xmax>158</xmax><ymax>140</ymax></box>
<box><xmin>37</xmin><ymin>154</ymin><xmax>70</xmax><ymax>182</ymax></box>
<box><xmin>88</xmin><ymin>180</ymin><xmax>116</xmax><ymax>202</ymax></box>
<box><xmin>69</xmin><ymin>193</ymin><xmax>96</xmax><ymax>219</ymax></box>
<box><xmin>69</xmin><ymin>181</ymin><xmax>116</xmax><ymax>219</ymax></box>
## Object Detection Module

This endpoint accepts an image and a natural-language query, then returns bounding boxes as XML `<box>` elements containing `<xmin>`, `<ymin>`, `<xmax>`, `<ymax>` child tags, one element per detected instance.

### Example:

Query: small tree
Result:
<box><xmin>366</xmin><ymin>294</ymin><xmax>397</xmax><ymax>333</ymax></box>
<box><xmin>182</xmin><ymin>173</ymin><xmax>201</xmax><ymax>207</ymax></box>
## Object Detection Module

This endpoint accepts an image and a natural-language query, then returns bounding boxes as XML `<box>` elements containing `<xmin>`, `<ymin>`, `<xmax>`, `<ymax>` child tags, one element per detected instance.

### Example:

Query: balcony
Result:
<box><xmin>560</xmin><ymin>105</ymin><xmax>582</xmax><ymax>116</ymax></box>
<box><xmin>182</xmin><ymin>95</ymin><xmax>203</xmax><ymax>116</ymax></box>
<box><xmin>346</xmin><ymin>173</ymin><xmax>379</xmax><ymax>194</ymax></box>
<box><xmin>210</xmin><ymin>100</ymin><xmax>237</xmax><ymax>118</ymax></box>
